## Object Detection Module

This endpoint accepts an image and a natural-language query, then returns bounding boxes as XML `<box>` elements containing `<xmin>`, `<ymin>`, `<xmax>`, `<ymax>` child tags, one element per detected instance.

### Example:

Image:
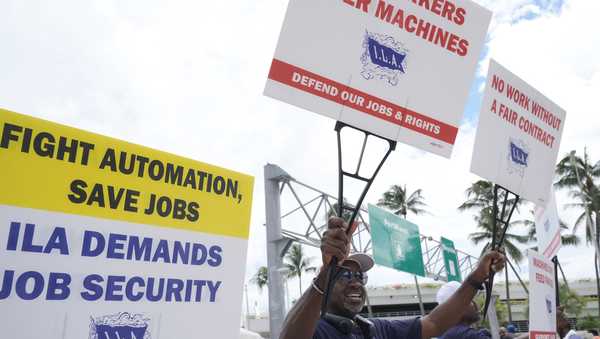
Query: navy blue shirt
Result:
<box><xmin>313</xmin><ymin>317</ymin><xmax>422</xmax><ymax>339</ymax></box>
<box><xmin>439</xmin><ymin>324</ymin><xmax>492</xmax><ymax>339</ymax></box>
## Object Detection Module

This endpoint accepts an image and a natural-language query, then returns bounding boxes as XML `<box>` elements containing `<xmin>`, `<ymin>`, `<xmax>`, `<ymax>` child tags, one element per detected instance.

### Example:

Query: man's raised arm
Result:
<box><xmin>278</xmin><ymin>217</ymin><xmax>350</xmax><ymax>339</ymax></box>
<box><xmin>420</xmin><ymin>250</ymin><xmax>506</xmax><ymax>339</ymax></box>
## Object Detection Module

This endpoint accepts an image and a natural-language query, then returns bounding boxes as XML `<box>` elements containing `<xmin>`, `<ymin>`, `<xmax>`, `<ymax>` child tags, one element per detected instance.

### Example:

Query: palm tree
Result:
<box><xmin>467</xmin><ymin>212</ymin><xmax>530</xmax><ymax>263</ymax></box>
<box><xmin>458</xmin><ymin>180</ymin><xmax>509</xmax><ymax>218</ymax></box>
<box><xmin>558</xmin><ymin>284</ymin><xmax>585</xmax><ymax>317</ymax></box>
<box><xmin>251</xmin><ymin>266</ymin><xmax>268</xmax><ymax>292</ymax></box>
<box><xmin>377</xmin><ymin>184</ymin><xmax>428</xmax><ymax>218</ymax></box>
<box><xmin>555</xmin><ymin>149</ymin><xmax>600</xmax><ymax>317</ymax></box>
<box><xmin>459</xmin><ymin>180</ymin><xmax>529</xmax><ymax>323</ymax></box>
<box><xmin>459</xmin><ymin>181</ymin><xmax>529</xmax><ymax>262</ymax></box>
<box><xmin>284</xmin><ymin>243</ymin><xmax>317</xmax><ymax>295</ymax></box>
<box><xmin>555</xmin><ymin>149</ymin><xmax>600</xmax><ymax>243</ymax></box>
<box><xmin>515</xmin><ymin>214</ymin><xmax>580</xmax><ymax>248</ymax></box>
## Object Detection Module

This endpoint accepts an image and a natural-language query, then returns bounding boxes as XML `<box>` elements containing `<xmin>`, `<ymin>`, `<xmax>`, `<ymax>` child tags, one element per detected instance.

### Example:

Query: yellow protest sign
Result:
<box><xmin>0</xmin><ymin>108</ymin><xmax>253</xmax><ymax>239</ymax></box>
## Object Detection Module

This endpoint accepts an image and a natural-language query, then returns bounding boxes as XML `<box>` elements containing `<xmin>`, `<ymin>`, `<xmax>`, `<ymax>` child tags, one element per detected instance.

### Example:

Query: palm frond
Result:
<box><xmin>503</xmin><ymin>241</ymin><xmax>524</xmax><ymax>264</ymax></box>
<box><xmin>561</xmin><ymin>234</ymin><xmax>581</xmax><ymax>246</ymax></box>
<box><xmin>469</xmin><ymin>232</ymin><xmax>491</xmax><ymax>245</ymax></box>
<box><xmin>378</xmin><ymin>184</ymin><xmax>428</xmax><ymax>218</ymax></box>
<box><xmin>251</xmin><ymin>266</ymin><xmax>269</xmax><ymax>291</ymax></box>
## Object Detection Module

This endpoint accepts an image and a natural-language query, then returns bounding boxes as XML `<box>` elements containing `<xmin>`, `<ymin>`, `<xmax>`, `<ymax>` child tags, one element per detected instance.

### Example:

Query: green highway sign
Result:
<box><xmin>441</xmin><ymin>237</ymin><xmax>462</xmax><ymax>282</ymax></box>
<box><xmin>368</xmin><ymin>204</ymin><xmax>425</xmax><ymax>277</ymax></box>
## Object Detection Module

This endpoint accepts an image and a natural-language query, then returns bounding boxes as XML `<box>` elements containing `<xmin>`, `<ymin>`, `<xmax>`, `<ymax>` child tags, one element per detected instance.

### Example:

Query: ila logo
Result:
<box><xmin>507</xmin><ymin>138</ymin><xmax>529</xmax><ymax>177</ymax></box>
<box><xmin>545</xmin><ymin>296</ymin><xmax>553</xmax><ymax>314</ymax></box>
<box><xmin>361</xmin><ymin>31</ymin><xmax>408</xmax><ymax>86</ymax></box>
<box><xmin>89</xmin><ymin>312</ymin><xmax>151</xmax><ymax>339</ymax></box>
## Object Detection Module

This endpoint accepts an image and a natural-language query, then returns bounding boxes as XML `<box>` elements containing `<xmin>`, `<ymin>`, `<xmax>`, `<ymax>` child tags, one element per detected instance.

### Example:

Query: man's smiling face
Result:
<box><xmin>328</xmin><ymin>261</ymin><xmax>367</xmax><ymax>318</ymax></box>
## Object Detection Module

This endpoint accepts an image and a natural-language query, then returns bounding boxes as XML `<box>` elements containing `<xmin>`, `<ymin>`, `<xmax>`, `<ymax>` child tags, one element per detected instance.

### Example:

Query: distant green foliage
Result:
<box><xmin>554</xmin><ymin>148</ymin><xmax>600</xmax><ymax>319</ymax></box>
<box><xmin>559</xmin><ymin>284</ymin><xmax>586</xmax><ymax>317</ymax></box>
<box><xmin>458</xmin><ymin>180</ymin><xmax>529</xmax><ymax>264</ymax></box>
<box><xmin>475</xmin><ymin>293</ymin><xmax>508</xmax><ymax>325</ymax></box>
<box><xmin>251</xmin><ymin>266</ymin><xmax>268</xmax><ymax>291</ymax></box>
<box><xmin>577</xmin><ymin>316</ymin><xmax>600</xmax><ymax>331</ymax></box>
<box><xmin>284</xmin><ymin>243</ymin><xmax>316</xmax><ymax>295</ymax></box>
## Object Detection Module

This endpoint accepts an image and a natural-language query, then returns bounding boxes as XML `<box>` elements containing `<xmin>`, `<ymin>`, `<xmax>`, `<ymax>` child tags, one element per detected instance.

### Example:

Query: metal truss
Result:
<box><xmin>271</xmin><ymin>165</ymin><xmax>479</xmax><ymax>282</ymax></box>
<box><xmin>420</xmin><ymin>235</ymin><xmax>478</xmax><ymax>282</ymax></box>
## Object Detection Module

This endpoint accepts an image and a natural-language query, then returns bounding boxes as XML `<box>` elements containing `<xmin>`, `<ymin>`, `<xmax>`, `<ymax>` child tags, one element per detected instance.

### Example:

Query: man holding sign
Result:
<box><xmin>279</xmin><ymin>217</ymin><xmax>506</xmax><ymax>339</ymax></box>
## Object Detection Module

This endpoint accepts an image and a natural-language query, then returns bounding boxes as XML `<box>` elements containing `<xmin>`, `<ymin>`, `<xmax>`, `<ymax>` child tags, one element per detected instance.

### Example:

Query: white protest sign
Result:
<box><xmin>528</xmin><ymin>251</ymin><xmax>557</xmax><ymax>339</ymax></box>
<box><xmin>535</xmin><ymin>188</ymin><xmax>562</xmax><ymax>258</ymax></box>
<box><xmin>0</xmin><ymin>109</ymin><xmax>254</xmax><ymax>339</ymax></box>
<box><xmin>265</xmin><ymin>0</ymin><xmax>492</xmax><ymax>158</ymax></box>
<box><xmin>471</xmin><ymin>60</ymin><xmax>566</xmax><ymax>205</ymax></box>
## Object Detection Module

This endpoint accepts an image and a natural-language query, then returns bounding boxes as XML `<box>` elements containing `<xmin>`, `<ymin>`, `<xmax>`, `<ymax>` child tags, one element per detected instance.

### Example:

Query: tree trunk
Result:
<box><xmin>298</xmin><ymin>272</ymin><xmax>302</xmax><ymax>297</ymax></box>
<box><xmin>505</xmin><ymin>267</ymin><xmax>513</xmax><ymax>324</ymax></box>
<box><xmin>595</xmin><ymin>254</ymin><xmax>600</xmax><ymax>318</ymax></box>
<box><xmin>591</xmin><ymin>208</ymin><xmax>600</xmax><ymax>276</ymax></box>
<box><xmin>595</xmin><ymin>213</ymin><xmax>600</xmax><ymax>318</ymax></box>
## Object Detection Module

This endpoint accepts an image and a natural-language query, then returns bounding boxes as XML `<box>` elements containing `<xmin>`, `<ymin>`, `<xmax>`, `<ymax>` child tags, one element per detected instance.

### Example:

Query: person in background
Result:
<box><xmin>506</xmin><ymin>324</ymin><xmax>517</xmax><ymax>337</ymax></box>
<box><xmin>435</xmin><ymin>281</ymin><xmax>491</xmax><ymax>339</ymax></box>
<box><xmin>500</xmin><ymin>326</ymin><xmax>515</xmax><ymax>339</ymax></box>
<box><xmin>278</xmin><ymin>217</ymin><xmax>507</xmax><ymax>339</ymax></box>
<box><xmin>557</xmin><ymin>308</ymin><xmax>583</xmax><ymax>339</ymax></box>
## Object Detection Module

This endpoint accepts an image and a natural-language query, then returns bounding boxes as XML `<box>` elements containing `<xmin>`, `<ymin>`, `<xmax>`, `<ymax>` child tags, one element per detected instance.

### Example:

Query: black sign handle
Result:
<box><xmin>320</xmin><ymin>121</ymin><xmax>396</xmax><ymax>317</ymax></box>
<box><xmin>482</xmin><ymin>184</ymin><xmax>520</xmax><ymax>319</ymax></box>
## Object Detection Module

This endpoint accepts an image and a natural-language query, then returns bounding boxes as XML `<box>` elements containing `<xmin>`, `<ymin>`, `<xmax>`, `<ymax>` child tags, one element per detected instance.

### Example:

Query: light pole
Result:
<box><xmin>277</xmin><ymin>267</ymin><xmax>291</xmax><ymax>313</ymax></box>
<box><xmin>244</xmin><ymin>284</ymin><xmax>250</xmax><ymax>328</ymax></box>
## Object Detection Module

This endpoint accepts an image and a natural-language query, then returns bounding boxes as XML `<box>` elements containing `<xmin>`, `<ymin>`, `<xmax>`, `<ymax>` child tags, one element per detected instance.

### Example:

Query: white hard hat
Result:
<box><xmin>436</xmin><ymin>281</ymin><xmax>462</xmax><ymax>304</ymax></box>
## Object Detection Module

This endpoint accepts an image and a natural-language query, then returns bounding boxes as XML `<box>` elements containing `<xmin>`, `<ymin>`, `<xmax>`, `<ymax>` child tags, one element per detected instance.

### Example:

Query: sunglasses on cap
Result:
<box><xmin>336</xmin><ymin>267</ymin><xmax>368</xmax><ymax>285</ymax></box>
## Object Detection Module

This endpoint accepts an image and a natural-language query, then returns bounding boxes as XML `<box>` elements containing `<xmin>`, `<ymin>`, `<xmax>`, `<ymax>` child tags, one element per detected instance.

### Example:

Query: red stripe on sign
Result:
<box><xmin>530</xmin><ymin>331</ymin><xmax>557</xmax><ymax>339</ymax></box>
<box><xmin>268</xmin><ymin>59</ymin><xmax>458</xmax><ymax>145</ymax></box>
<box><xmin>543</xmin><ymin>231</ymin><xmax>561</xmax><ymax>258</ymax></box>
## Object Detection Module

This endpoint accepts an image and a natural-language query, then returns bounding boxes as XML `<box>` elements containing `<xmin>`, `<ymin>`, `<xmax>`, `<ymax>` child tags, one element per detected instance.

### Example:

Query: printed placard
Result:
<box><xmin>0</xmin><ymin>108</ymin><xmax>254</xmax><ymax>339</ymax></box>
<box><xmin>528</xmin><ymin>251</ymin><xmax>557</xmax><ymax>339</ymax></box>
<box><xmin>265</xmin><ymin>0</ymin><xmax>492</xmax><ymax>157</ymax></box>
<box><xmin>534</xmin><ymin>189</ymin><xmax>562</xmax><ymax>259</ymax></box>
<box><xmin>471</xmin><ymin>60</ymin><xmax>566</xmax><ymax>204</ymax></box>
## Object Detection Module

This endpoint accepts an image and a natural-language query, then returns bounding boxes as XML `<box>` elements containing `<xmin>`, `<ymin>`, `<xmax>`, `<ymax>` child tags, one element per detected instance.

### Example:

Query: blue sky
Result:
<box><xmin>462</xmin><ymin>0</ymin><xmax>566</xmax><ymax>124</ymax></box>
